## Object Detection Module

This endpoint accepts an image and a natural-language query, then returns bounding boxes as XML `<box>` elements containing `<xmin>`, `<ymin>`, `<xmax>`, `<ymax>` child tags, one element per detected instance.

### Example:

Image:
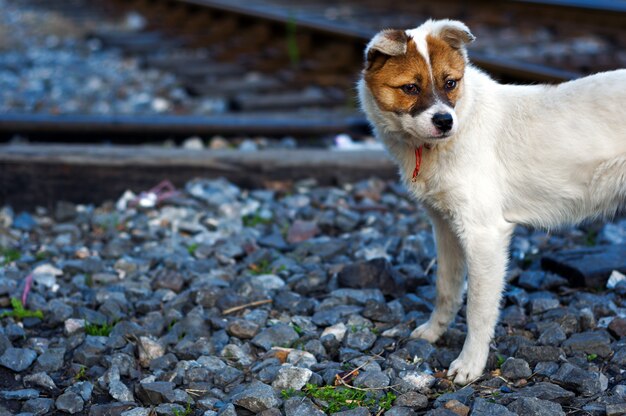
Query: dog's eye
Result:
<box><xmin>445</xmin><ymin>79</ymin><xmax>457</xmax><ymax>90</ymax></box>
<box><xmin>401</xmin><ymin>84</ymin><xmax>419</xmax><ymax>95</ymax></box>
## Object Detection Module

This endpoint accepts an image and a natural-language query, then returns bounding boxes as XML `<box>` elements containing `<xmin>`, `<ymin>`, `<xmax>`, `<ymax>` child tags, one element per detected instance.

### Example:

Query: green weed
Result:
<box><xmin>585</xmin><ymin>229</ymin><xmax>598</xmax><ymax>246</ymax></box>
<box><xmin>74</xmin><ymin>366</ymin><xmax>87</xmax><ymax>381</ymax></box>
<box><xmin>172</xmin><ymin>401</ymin><xmax>192</xmax><ymax>416</ymax></box>
<box><xmin>496</xmin><ymin>354</ymin><xmax>506</xmax><ymax>368</ymax></box>
<box><xmin>34</xmin><ymin>251</ymin><xmax>52</xmax><ymax>261</ymax></box>
<box><xmin>85</xmin><ymin>321</ymin><xmax>114</xmax><ymax>337</ymax></box>
<box><xmin>242</xmin><ymin>212</ymin><xmax>272</xmax><ymax>228</ymax></box>
<box><xmin>0</xmin><ymin>247</ymin><xmax>21</xmax><ymax>265</ymax></box>
<box><xmin>0</xmin><ymin>298</ymin><xmax>43</xmax><ymax>320</ymax></box>
<box><xmin>283</xmin><ymin>383</ymin><xmax>395</xmax><ymax>413</ymax></box>
<box><xmin>187</xmin><ymin>243</ymin><xmax>199</xmax><ymax>256</ymax></box>
<box><xmin>249</xmin><ymin>259</ymin><xmax>273</xmax><ymax>275</ymax></box>
<box><xmin>587</xmin><ymin>353</ymin><xmax>598</xmax><ymax>361</ymax></box>
<box><xmin>286</xmin><ymin>15</ymin><xmax>299</xmax><ymax>66</ymax></box>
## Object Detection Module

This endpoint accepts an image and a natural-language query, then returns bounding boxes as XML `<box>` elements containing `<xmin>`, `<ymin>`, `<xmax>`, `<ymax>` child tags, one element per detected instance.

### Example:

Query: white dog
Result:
<box><xmin>358</xmin><ymin>19</ymin><xmax>626</xmax><ymax>384</ymax></box>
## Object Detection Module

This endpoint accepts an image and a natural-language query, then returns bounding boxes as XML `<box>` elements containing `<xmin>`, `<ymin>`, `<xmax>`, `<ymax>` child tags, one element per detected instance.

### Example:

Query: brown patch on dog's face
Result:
<box><xmin>426</xmin><ymin>34</ymin><xmax>466</xmax><ymax>107</ymax></box>
<box><xmin>364</xmin><ymin>36</ymin><xmax>466</xmax><ymax>116</ymax></box>
<box><xmin>364</xmin><ymin>39</ymin><xmax>433</xmax><ymax>114</ymax></box>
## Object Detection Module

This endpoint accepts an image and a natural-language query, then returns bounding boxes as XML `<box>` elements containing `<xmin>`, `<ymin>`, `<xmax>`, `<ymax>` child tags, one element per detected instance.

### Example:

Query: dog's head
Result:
<box><xmin>361</xmin><ymin>20</ymin><xmax>474</xmax><ymax>143</ymax></box>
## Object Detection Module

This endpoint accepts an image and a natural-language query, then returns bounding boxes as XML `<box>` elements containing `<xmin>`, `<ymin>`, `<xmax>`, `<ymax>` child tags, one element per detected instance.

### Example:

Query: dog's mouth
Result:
<box><xmin>404</xmin><ymin>128</ymin><xmax>453</xmax><ymax>145</ymax></box>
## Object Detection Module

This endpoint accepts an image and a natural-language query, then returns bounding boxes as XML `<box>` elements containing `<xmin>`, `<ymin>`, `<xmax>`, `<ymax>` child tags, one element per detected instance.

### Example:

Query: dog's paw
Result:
<box><xmin>410</xmin><ymin>321</ymin><xmax>443</xmax><ymax>343</ymax></box>
<box><xmin>447</xmin><ymin>355</ymin><xmax>485</xmax><ymax>385</ymax></box>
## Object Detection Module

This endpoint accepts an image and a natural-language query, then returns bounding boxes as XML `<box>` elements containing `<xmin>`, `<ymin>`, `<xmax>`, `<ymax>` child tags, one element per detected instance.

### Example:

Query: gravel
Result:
<box><xmin>1</xmin><ymin>176</ymin><xmax>626</xmax><ymax>415</ymax></box>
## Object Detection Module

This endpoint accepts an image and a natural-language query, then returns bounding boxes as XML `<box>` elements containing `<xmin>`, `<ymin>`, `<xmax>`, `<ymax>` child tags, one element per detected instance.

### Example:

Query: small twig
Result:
<box><xmin>185</xmin><ymin>388</ymin><xmax>210</xmax><ymax>397</ymax></box>
<box><xmin>424</xmin><ymin>257</ymin><xmax>437</xmax><ymax>275</ymax></box>
<box><xmin>336</xmin><ymin>377</ymin><xmax>400</xmax><ymax>392</ymax></box>
<box><xmin>222</xmin><ymin>299</ymin><xmax>272</xmax><ymax>315</ymax></box>
<box><xmin>338</xmin><ymin>352</ymin><xmax>385</xmax><ymax>384</ymax></box>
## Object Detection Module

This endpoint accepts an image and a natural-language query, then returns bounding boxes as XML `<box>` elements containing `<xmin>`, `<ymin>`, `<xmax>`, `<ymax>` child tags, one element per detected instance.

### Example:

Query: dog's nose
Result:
<box><xmin>432</xmin><ymin>113</ymin><xmax>453</xmax><ymax>132</ymax></box>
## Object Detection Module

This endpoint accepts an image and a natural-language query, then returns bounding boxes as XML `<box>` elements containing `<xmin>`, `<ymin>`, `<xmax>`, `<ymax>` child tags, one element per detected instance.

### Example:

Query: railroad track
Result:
<box><xmin>1</xmin><ymin>0</ymin><xmax>624</xmax><ymax>208</ymax></box>
<box><xmin>0</xmin><ymin>0</ymin><xmax>624</xmax><ymax>142</ymax></box>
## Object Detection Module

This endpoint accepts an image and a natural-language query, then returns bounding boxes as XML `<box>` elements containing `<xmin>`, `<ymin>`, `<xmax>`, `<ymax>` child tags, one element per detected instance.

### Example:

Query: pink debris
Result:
<box><xmin>21</xmin><ymin>273</ymin><xmax>33</xmax><ymax>306</ymax></box>
<box><xmin>129</xmin><ymin>180</ymin><xmax>180</xmax><ymax>208</ymax></box>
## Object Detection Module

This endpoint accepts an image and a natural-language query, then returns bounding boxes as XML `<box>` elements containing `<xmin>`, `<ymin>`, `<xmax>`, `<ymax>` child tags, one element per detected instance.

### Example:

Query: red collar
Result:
<box><xmin>412</xmin><ymin>144</ymin><xmax>432</xmax><ymax>181</ymax></box>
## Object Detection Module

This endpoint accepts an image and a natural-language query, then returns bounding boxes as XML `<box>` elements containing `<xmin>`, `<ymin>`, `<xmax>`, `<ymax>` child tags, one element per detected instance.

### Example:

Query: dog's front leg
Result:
<box><xmin>447</xmin><ymin>222</ymin><xmax>512</xmax><ymax>385</ymax></box>
<box><xmin>411</xmin><ymin>210</ymin><xmax>465</xmax><ymax>343</ymax></box>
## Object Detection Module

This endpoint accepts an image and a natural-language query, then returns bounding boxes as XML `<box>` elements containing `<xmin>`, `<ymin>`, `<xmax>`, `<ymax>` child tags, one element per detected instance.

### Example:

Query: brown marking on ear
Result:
<box><xmin>427</xmin><ymin>35</ymin><xmax>466</xmax><ymax>107</ymax></box>
<box><xmin>438</xmin><ymin>26</ymin><xmax>475</xmax><ymax>50</ymax></box>
<box><xmin>363</xmin><ymin>39</ymin><xmax>435</xmax><ymax>114</ymax></box>
<box><xmin>365</xmin><ymin>29</ymin><xmax>408</xmax><ymax>70</ymax></box>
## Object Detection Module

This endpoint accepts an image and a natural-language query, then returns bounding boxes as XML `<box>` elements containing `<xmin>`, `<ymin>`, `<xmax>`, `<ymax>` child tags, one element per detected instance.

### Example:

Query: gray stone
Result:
<box><xmin>537</xmin><ymin>323</ymin><xmax>567</xmax><ymax>346</ymax></box>
<box><xmin>500</xmin><ymin>305</ymin><xmax>527</xmax><ymax>327</ymax></box>
<box><xmin>121</xmin><ymin>408</ymin><xmax>151</xmax><ymax>416</ymax></box>
<box><xmin>394</xmin><ymin>391</ymin><xmax>428</xmax><ymax>410</ymax></box>
<box><xmin>331</xmin><ymin>288</ymin><xmax>385</xmax><ymax>304</ymax></box>
<box><xmin>541</xmin><ymin>244</ymin><xmax>626</xmax><ymax>287</ymax></box>
<box><xmin>23</xmin><ymin>372</ymin><xmax>56</xmax><ymax>391</ymax></box>
<box><xmin>154</xmin><ymin>404</ymin><xmax>186</xmax><ymax>416</ymax></box>
<box><xmin>257</xmin><ymin>409</ymin><xmax>282</xmax><ymax>416</ymax></box>
<box><xmin>74</xmin><ymin>336</ymin><xmax>108</xmax><ymax>366</ymax></box>
<box><xmin>505</xmin><ymin>287</ymin><xmax>529</xmax><ymax>307</ymax></box>
<box><xmin>55</xmin><ymin>391</ymin><xmax>84</xmax><ymax>414</ymax></box>
<box><xmin>251</xmin><ymin>324</ymin><xmax>299</xmax><ymax>350</ymax></box>
<box><xmin>515</xmin><ymin>345</ymin><xmax>563</xmax><ymax>365</ymax></box>
<box><xmin>136</xmin><ymin>381</ymin><xmax>175</xmax><ymax>405</ymax></box>
<box><xmin>344</xmin><ymin>330</ymin><xmax>377</xmax><ymax>351</ymax></box>
<box><xmin>330</xmin><ymin>408</ymin><xmax>370</xmax><ymax>416</ymax></box>
<box><xmin>46</xmin><ymin>299</ymin><xmax>73</xmax><ymax>325</ymax></box>
<box><xmin>86</xmin><ymin>402</ymin><xmax>136</xmax><ymax>416</ymax></box>
<box><xmin>551</xmin><ymin>363</ymin><xmax>608</xmax><ymax>396</ymax></box>
<box><xmin>499</xmin><ymin>382</ymin><xmax>575</xmax><ymax>405</ymax></box>
<box><xmin>534</xmin><ymin>361</ymin><xmax>560</xmax><ymax>377</ymax></box>
<box><xmin>137</xmin><ymin>336</ymin><xmax>165</xmax><ymax>368</ymax></box>
<box><xmin>424</xmin><ymin>409</ymin><xmax>457</xmax><ymax>416</ymax></box>
<box><xmin>0</xmin><ymin>333</ymin><xmax>10</xmax><ymax>356</ymax></box>
<box><xmin>433</xmin><ymin>387</ymin><xmax>474</xmax><ymax>408</ymax></box>
<box><xmin>530</xmin><ymin>298</ymin><xmax>560</xmax><ymax>314</ymax></box>
<box><xmin>67</xmin><ymin>381</ymin><xmax>93</xmax><ymax>402</ymax></box>
<box><xmin>501</xmin><ymin>357</ymin><xmax>532</xmax><ymax>380</ymax></box>
<box><xmin>471</xmin><ymin>397</ymin><xmax>515</xmax><ymax>416</ymax></box>
<box><xmin>606</xmin><ymin>403</ymin><xmax>626</xmax><ymax>416</ymax></box>
<box><xmin>562</xmin><ymin>331</ymin><xmax>612</xmax><ymax>358</ymax></box>
<box><xmin>109</xmin><ymin>380</ymin><xmax>134</xmax><ymax>402</ymax></box>
<box><xmin>0</xmin><ymin>389</ymin><xmax>39</xmax><ymax>400</ymax></box>
<box><xmin>0</xmin><ymin>348</ymin><xmax>37</xmax><ymax>372</ymax></box>
<box><xmin>612</xmin><ymin>347</ymin><xmax>626</xmax><ymax>366</ymax></box>
<box><xmin>518</xmin><ymin>271</ymin><xmax>545</xmax><ymax>290</ymax></box>
<box><xmin>226</xmin><ymin>319</ymin><xmax>260</xmax><ymax>339</ymax></box>
<box><xmin>284</xmin><ymin>397</ymin><xmax>325</xmax><ymax>416</ymax></box>
<box><xmin>13</xmin><ymin>212</ymin><xmax>36</xmax><ymax>230</ymax></box>
<box><xmin>272</xmin><ymin>366</ymin><xmax>312</xmax><ymax>390</ymax></box>
<box><xmin>22</xmin><ymin>398</ymin><xmax>54</xmax><ymax>415</ymax></box>
<box><xmin>385</xmin><ymin>407</ymin><xmax>418</xmax><ymax>416</ymax></box>
<box><xmin>353</xmin><ymin>370</ymin><xmax>390</xmax><ymax>389</ymax></box>
<box><xmin>217</xmin><ymin>403</ymin><xmax>237</xmax><ymax>416</ymax></box>
<box><xmin>213</xmin><ymin>365</ymin><xmax>243</xmax><ymax>388</ymax></box>
<box><xmin>337</xmin><ymin>258</ymin><xmax>406</xmax><ymax>296</ymax></box>
<box><xmin>507</xmin><ymin>397</ymin><xmax>565</xmax><ymax>416</ymax></box>
<box><xmin>231</xmin><ymin>381</ymin><xmax>280</xmax><ymax>413</ymax></box>
<box><xmin>312</xmin><ymin>305</ymin><xmax>363</xmax><ymax>326</ymax></box>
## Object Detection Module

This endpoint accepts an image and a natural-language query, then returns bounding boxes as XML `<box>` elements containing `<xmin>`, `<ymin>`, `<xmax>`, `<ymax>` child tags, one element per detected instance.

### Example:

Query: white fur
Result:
<box><xmin>359</xmin><ymin>20</ymin><xmax>626</xmax><ymax>385</ymax></box>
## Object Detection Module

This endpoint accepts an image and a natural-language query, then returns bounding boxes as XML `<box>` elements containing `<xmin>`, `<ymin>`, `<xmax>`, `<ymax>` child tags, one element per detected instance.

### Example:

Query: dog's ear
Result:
<box><xmin>364</xmin><ymin>29</ymin><xmax>408</xmax><ymax>70</ymax></box>
<box><xmin>430</xmin><ymin>20</ymin><xmax>475</xmax><ymax>55</ymax></box>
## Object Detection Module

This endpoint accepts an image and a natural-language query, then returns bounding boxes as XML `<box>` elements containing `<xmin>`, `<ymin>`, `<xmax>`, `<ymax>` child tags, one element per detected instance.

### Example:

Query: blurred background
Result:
<box><xmin>0</xmin><ymin>0</ymin><xmax>625</xmax><ymax>207</ymax></box>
